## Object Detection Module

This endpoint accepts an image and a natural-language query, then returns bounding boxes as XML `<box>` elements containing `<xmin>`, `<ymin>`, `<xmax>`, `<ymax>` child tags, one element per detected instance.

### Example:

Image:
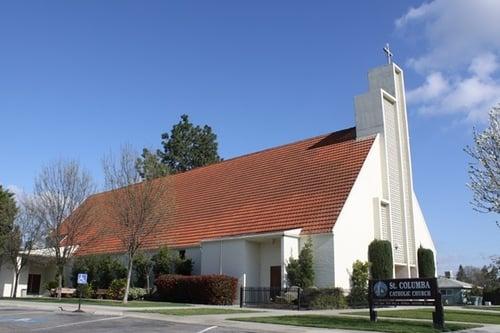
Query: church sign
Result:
<box><xmin>369</xmin><ymin>278</ymin><xmax>444</xmax><ymax>329</ymax></box>
<box><xmin>371</xmin><ymin>278</ymin><xmax>437</xmax><ymax>301</ymax></box>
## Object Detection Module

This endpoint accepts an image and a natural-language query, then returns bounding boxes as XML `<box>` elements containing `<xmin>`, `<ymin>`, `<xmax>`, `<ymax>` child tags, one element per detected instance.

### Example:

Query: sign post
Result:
<box><xmin>369</xmin><ymin>278</ymin><xmax>444</xmax><ymax>329</ymax></box>
<box><xmin>76</xmin><ymin>273</ymin><xmax>88</xmax><ymax>313</ymax></box>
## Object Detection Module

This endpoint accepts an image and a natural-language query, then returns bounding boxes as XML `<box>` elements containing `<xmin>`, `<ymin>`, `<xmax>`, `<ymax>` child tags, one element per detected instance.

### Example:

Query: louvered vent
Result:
<box><xmin>395</xmin><ymin>72</ymin><xmax>416</xmax><ymax>266</ymax></box>
<box><xmin>383</xmin><ymin>97</ymin><xmax>406</xmax><ymax>264</ymax></box>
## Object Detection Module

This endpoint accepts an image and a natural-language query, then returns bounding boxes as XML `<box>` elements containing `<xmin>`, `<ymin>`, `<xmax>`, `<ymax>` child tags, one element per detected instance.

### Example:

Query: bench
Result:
<box><xmin>95</xmin><ymin>289</ymin><xmax>108</xmax><ymax>299</ymax></box>
<box><xmin>50</xmin><ymin>288</ymin><xmax>76</xmax><ymax>297</ymax></box>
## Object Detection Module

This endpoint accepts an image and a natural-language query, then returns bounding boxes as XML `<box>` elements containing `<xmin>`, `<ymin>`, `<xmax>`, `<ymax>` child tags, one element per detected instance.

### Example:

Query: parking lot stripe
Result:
<box><xmin>31</xmin><ymin>316</ymin><xmax>123</xmax><ymax>331</ymax></box>
<box><xmin>197</xmin><ymin>326</ymin><xmax>218</xmax><ymax>333</ymax></box>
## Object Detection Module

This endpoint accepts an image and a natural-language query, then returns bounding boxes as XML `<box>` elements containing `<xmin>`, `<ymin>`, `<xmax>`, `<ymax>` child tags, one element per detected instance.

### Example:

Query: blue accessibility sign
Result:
<box><xmin>77</xmin><ymin>273</ymin><xmax>88</xmax><ymax>285</ymax></box>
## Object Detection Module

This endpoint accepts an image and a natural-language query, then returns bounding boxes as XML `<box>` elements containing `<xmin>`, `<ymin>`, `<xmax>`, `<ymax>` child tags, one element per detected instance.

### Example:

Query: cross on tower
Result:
<box><xmin>383</xmin><ymin>43</ymin><xmax>393</xmax><ymax>64</ymax></box>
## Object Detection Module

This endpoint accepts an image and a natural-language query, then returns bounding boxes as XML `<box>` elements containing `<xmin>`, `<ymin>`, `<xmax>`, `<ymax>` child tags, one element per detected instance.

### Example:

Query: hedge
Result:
<box><xmin>155</xmin><ymin>274</ymin><xmax>238</xmax><ymax>305</ymax></box>
<box><xmin>301</xmin><ymin>288</ymin><xmax>347</xmax><ymax>309</ymax></box>
<box><xmin>417</xmin><ymin>246</ymin><xmax>436</xmax><ymax>278</ymax></box>
<box><xmin>368</xmin><ymin>240</ymin><xmax>393</xmax><ymax>279</ymax></box>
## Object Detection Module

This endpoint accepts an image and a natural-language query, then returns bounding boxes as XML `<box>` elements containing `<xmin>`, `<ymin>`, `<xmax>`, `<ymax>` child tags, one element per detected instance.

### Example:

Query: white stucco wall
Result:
<box><xmin>0</xmin><ymin>257</ymin><xmax>56</xmax><ymax>297</ymax></box>
<box><xmin>412</xmin><ymin>192</ymin><xmax>437</xmax><ymax>274</ymax></box>
<box><xmin>307</xmin><ymin>234</ymin><xmax>335</xmax><ymax>288</ymax></box>
<box><xmin>200</xmin><ymin>241</ymin><xmax>222</xmax><ymax>275</ymax></box>
<box><xmin>259</xmin><ymin>241</ymin><xmax>281</xmax><ymax>287</ymax></box>
<box><xmin>333</xmin><ymin>136</ymin><xmax>383</xmax><ymax>290</ymax></box>
<box><xmin>185</xmin><ymin>247</ymin><xmax>201</xmax><ymax>275</ymax></box>
<box><xmin>282</xmin><ymin>236</ymin><xmax>299</xmax><ymax>262</ymax></box>
<box><xmin>201</xmin><ymin>236</ymin><xmax>285</xmax><ymax>288</ymax></box>
<box><xmin>201</xmin><ymin>239</ymin><xmax>248</xmax><ymax>281</ymax></box>
<box><xmin>282</xmin><ymin>235</ymin><xmax>300</xmax><ymax>287</ymax></box>
<box><xmin>412</xmin><ymin>193</ymin><xmax>435</xmax><ymax>253</ymax></box>
<box><xmin>0</xmin><ymin>259</ymin><xmax>28</xmax><ymax>297</ymax></box>
<box><xmin>245</xmin><ymin>241</ymin><xmax>261</xmax><ymax>287</ymax></box>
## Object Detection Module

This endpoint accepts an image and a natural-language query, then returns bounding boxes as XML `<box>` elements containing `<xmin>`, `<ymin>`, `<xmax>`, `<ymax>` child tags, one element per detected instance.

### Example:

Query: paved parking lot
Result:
<box><xmin>0</xmin><ymin>306</ymin><xmax>260</xmax><ymax>333</ymax></box>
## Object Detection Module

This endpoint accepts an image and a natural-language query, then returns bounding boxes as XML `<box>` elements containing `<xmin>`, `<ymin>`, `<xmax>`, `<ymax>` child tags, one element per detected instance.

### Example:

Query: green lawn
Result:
<box><xmin>0</xmin><ymin>297</ymin><xmax>188</xmax><ymax>308</ymax></box>
<box><xmin>344</xmin><ymin>308</ymin><xmax>500</xmax><ymax>325</ymax></box>
<box><xmin>142</xmin><ymin>308</ymin><xmax>257</xmax><ymax>316</ymax></box>
<box><xmin>233</xmin><ymin>315</ymin><xmax>479</xmax><ymax>333</ymax></box>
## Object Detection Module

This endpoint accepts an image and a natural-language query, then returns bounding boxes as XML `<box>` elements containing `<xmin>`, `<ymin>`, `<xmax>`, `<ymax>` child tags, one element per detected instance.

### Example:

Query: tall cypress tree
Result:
<box><xmin>417</xmin><ymin>246</ymin><xmax>436</xmax><ymax>278</ymax></box>
<box><xmin>368</xmin><ymin>240</ymin><xmax>393</xmax><ymax>279</ymax></box>
<box><xmin>456</xmin><ymin>265</ymin><xmax>466</xmax><ymax>281</ymax></box>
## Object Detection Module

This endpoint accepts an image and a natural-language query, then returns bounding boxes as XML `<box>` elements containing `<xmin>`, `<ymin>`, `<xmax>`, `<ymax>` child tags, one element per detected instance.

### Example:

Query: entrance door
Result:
<box><xmin>27</xmin><ymin>274</ymin><xmax>41</xmax><ymax>295</ymax></box>
<box><xmin>270</xmin><ymin>266</ymin><xmax>281</xmax><ymax>288</ymax></box>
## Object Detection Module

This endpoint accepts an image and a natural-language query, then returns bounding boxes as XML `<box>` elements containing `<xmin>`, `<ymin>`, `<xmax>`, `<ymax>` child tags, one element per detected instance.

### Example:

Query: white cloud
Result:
<box><xmin>395</xmin><ymin>1</ymin><xmax>436</xmax><ymax>29</ymax></box>
<box><xmin>406</xmin><ymin>72</ymin><xmax>449</xmax><ymax>103</ymax></box>
<box><xmin>469</xmin><ymin>53</ymin><xmax>499</xmax><ymax>79</ymax></box>
<box><xmin>396</xmin><ymin>0</ymin><xmax>500</xmax><ymax>123</ymax></box>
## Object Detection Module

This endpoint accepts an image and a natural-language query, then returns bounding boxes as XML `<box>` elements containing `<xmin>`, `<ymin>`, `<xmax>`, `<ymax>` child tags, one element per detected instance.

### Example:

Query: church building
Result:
<box><xmin>0</xmin><ymin>61</ymin><xmax>435</xmax><ymax>297</ymax></box>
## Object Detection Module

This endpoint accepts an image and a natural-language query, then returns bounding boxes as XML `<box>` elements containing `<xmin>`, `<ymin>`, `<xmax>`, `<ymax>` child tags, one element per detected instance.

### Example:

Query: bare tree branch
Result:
<box><xmin>30</xmin><ymin>159</ymin><xmax>96</xmax><ymax>299</ymax></box>
<box><xmin>102</xmin><ymin>145</ymin><xmax>172</xmax><ymax>303</ymax></box>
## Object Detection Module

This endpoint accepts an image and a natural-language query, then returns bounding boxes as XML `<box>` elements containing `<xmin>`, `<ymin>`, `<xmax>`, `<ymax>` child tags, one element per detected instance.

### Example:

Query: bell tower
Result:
<box><xmin>354</xmin><ymin>58</ymin><xmax>418</xmax><ymax>278</ymax></box>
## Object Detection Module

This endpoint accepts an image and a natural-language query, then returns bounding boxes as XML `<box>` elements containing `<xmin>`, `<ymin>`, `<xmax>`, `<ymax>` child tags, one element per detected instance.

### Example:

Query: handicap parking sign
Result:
<box><xmin>77</xmin><ymin>273</ymin><xmax>88</xmax><ymax>285</ymax></box>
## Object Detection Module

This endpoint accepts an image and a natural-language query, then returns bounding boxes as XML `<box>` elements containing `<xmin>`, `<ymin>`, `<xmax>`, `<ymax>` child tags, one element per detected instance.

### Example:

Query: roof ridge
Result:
<box><xmin>173</xmin><ymin>126</ymin><xmax>358</xmax><ymax>178</ymax></box>
<box><xmin>89</xmin><ymin>127</ymin><xmax>371</xmax><ymax>200</ymax></box>
<box><xmin>223</xmin><ymin>127</ymin><xmax>356</xmax><ymax>162</ymax></box>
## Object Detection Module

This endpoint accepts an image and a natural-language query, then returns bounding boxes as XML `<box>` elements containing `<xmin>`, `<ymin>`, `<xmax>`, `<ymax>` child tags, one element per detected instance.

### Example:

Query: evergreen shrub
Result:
<box><xmin>286</xmin><ymin>238</ymin><xmax>315</xmax><ymax>288</ymax></box>
<box><xmin>349</xmin><ymin>260</ymin><xmax>369</xmax><ymax>307</ymax></box>
<box><xmin>417</xmin><ymin>246</ymin><xmax>436</xmax><ymax>278</ymax></box>
<box><xmin>368</xmin><ymin>240</ymin><xmax>393</xmax><ymax>279</ymax></box>
<box><xmin>106</xmin><ymin>279</ymin><xmax>127</xmax><ymax>300</ymax></box>
<box><xmin>302</xmin><ymin>288</ymin><xmax>347</xmax><ymax>309</ymax></box>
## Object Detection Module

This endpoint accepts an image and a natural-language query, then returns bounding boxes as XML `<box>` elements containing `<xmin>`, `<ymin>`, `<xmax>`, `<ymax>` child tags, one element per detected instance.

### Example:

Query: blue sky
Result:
<box><xmin>1</xmin><ymin>0</ymin><xmax>498</xmax><ymax>273</ymax></box>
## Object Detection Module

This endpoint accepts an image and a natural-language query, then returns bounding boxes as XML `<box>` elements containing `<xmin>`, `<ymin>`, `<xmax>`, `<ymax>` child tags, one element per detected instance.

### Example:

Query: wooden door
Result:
<box><xmin>270</xmin><ymin>266</ymin><xmax>281</xmax><ymax>288</ymax></box>
<box><xmin>27</xmin><ymin>274</ymin><xmax>41</xmax><ymax>295</ymax></box>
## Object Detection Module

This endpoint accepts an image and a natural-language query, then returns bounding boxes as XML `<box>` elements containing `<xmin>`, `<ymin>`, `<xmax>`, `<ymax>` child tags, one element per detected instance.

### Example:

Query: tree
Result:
<box><xmin>103</xmin><ymin>145</ymin><xmax>172</xmax><ymax>303</ymax></box>
<box><xmin>30</xmin><ymin>160</ymin><xmax>96</xmax><ymax>299</ymax></box>
<box><xmin>4</xmin><ymin>197</ymin><xmax>43</xmax><ymax>298</ymax></box>
<box><xmin>417</xmin><ymin>246</ymin><xmax>436</xmax><ymax>278</ymax></box>
<box><xmin>286</xmin><ymin>238</ymin><xmax>315</xmax><ymax>288</ymax></box>
<box><xmin>137</xmin><ymin>114</ymin><xmax>221</xmax><ymax>178</ymax></box>
<box><xmin>349</xmin><ymin>260</ymin><xmax>369</xmax><ymax>307</ymax></box>
<box><xmin>71</xmin><ymin>255</ymin><xmax>100</xmax><ymax>288</ymax></box>
<box><xmin>454</xmin><ymin>259</ymin><xmax>500</xmax><ymax>290</ymax></box>
<box><xmin>456</xmin><ymin>265</ymin><xmax>466</xmax><ymax>281</ymax></box>
<box><xmin>133</xmin><ymin>252</ymin><xmax>152</xmax><ymax>290</ymax></box>
<box><xmin>465</xmin><ymin>105</ymin><xmax>499</xmax><ymax>226</ymax></box>
<box><xmin>368</xmin><ymin>240</ymin><xmax>393</xmax><ymax>279</ymax></box>
<box><xmin>0</xmin><ymin>185</ymin><xmax>18</xmax><ymax>259</ymax></box>
<box><xmin>136</xmin><ymin>149</ymin><xmax>170</xmax><ymax>180</ymax></box>
<box><xmin>71</xmin><ymin>255</ymin><xmax>126</xmax><ymax>290</ymax></box>
<box><xmin>175</xmin><ymin>258</ymin><xmax>193</xmax><ymax>276</ymax></box>
<box><xmin>152</xmin><ymin>246</ymin><xmax>175</xmax><ymax>277</ymax></box>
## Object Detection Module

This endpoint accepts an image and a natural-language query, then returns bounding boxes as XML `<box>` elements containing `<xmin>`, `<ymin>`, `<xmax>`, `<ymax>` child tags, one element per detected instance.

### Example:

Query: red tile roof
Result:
<box><xmin>76</xmin><ymin>127</ymin><xmax>375</xmax><ymax>255</ymax></box>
